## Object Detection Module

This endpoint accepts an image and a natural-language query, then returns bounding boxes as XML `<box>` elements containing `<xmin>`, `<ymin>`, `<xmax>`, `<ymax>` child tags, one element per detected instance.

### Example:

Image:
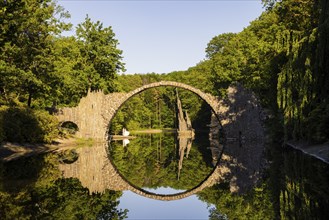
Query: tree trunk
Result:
<box><xmin>27</xmin><ymin>92</ymin><xmax>32</xmax><ymax>107</ymax></box>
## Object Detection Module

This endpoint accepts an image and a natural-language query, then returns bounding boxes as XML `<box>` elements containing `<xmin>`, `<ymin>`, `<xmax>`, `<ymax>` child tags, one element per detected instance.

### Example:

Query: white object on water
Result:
<box><xmin>122</xmin><ymin>128</ymin><xmax>130</xmax><ymax>137</ymax></box>
<box><xmin>123</xmin><ymin>138</ymin><xmax>130</xmax><ymax>147</ymax></box>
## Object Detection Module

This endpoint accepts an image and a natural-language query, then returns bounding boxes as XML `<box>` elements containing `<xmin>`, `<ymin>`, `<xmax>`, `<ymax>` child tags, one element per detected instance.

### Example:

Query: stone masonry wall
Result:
<box><xmin>59</xmin><ymin>141</ymin><xmax>222</xmax><ymax>201</ymax></box>
<box><xmin>56</xmin><ymin>81</ymin><xmax>220</xmax><ymax>140</ymax></box>
<box><xmin>211</xmin><ymin>83</ymin><xmax>267</xmax><ymax>193</ymax></box>
<box><xmin>56</xmin><ymin>81</ymin><xmax>267</xmax><ymax>199</ymax></box>
<box><xmin>56</xmin><ymin>92</ymin><xmax>126</xmax><ymax>139</ymax></box>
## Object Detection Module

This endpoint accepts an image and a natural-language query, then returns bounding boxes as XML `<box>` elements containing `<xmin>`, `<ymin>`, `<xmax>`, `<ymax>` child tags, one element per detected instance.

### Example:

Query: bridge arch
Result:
<box><xmin>104</xmin><ymin>81</ymin><xmax>222</xmax><ymax>140</ymax></box>
<box><xmin>105</xmin><ymin>81</ymin><xmax>224</xmax><ymax>200</ymax></box>
<box><xmin>56</xmin><ymin>81</ymin><xmax>224</xmax><ymax>200</ymax></box>
<box><xmin>57</xmin><ymin>81</ymin><xmax>266</xmax><ymax>199</ymax></box>
<box><xmin>114</xmin><ymin>165</ymin><xmax>221</xmax><ymax>201</ymax></box>
<box><xmin>59</xmin><ymin>121</ymin><xmax>79</xmax><ymax>135</ymax></box>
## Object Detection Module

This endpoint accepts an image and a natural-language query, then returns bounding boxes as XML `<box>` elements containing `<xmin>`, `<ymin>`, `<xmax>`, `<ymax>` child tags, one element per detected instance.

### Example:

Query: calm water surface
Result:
<box><xmin>108</xmin><ymin>133</ymin><xmax>216</xmax><ymax>196</ymax></box>
<box><xmin>0</xmin><ymin>133</ymin><xmax>328</xmax><ymax>219</ymax></box>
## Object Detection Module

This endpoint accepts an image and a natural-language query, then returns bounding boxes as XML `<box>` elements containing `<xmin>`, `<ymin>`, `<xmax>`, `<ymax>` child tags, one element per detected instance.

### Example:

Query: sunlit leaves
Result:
<box><xmin>75</xmin><ymin>15</ymin><xmax>125</xmax><ymax>93</ymax></box>
<box><xmin>0</xmin><ymin>0</ymin><xmax>70</xmax><ymax>107</ymax></box>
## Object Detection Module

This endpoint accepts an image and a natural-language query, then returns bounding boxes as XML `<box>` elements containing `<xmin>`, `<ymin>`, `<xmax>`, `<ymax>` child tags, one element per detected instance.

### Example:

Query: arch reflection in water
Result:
<box><xmin>59</xmin><ymin>142</ymin><xmax>128</xmax><ymax>193</ymax></box>
<box><xmin>58</xmin><ymin>137</ymin><xmax>223</xmax><ymax>201</ymax></box>
<box><xmin>108</xmin><ymin>132</ymin><xmax>221</xmax><ymax>197</ymax></box>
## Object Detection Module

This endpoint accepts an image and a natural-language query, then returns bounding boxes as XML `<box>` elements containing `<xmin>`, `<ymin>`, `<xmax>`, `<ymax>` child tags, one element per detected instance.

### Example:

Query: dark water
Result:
<box><xmin>0</xmin><ymin>134</ymin><xmax>328</xmax><ymax>219</ymax></box>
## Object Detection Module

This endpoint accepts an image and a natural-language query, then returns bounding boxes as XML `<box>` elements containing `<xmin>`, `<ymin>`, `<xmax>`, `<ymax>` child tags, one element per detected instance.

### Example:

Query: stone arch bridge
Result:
<box><xmin>56</xmin><ymin>81</ymin><xmax>221</xmax><ymax>140</ymax></box>
<box><xmin>56</xmin><ymin>81</ymin><xmax>267</xmax><ymax>200</ymax></box>
<box><xmin>56</xmin><ymin>81</ymin><xmax>224</xmax><ymax>201</ymax></box>
<box><xmin>59</xmin><ymin>142</ymin><xmax>223</xmax><ymax>201</ymax></box>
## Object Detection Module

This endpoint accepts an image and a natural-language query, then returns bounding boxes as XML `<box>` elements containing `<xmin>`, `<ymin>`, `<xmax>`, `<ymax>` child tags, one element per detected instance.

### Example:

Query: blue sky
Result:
<box><xmin>58</xmin><ymin>0</ymin><xmax>264</xmax><ymax>74</ymax></box>
<box><xmin>118</xmin><ymin>189</ymin><xmax>212</xmax><ymax>219</ymax></box>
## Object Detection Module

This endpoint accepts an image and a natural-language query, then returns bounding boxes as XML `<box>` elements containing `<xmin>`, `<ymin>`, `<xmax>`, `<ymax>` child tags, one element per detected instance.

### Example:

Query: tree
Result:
<box><xmin>75</xmin><ymin>15</ymin><xmax>125</xmax><ymax>93</ymax></box>
<box><xmin>0</xmin><ymin>0</ymin><xmax>70</xmax><ymax>107</ymax></box>
<box><xmin>205</xmin><ymin>33</ymin><xmax>236</xmax><ymax>59</ymax></box>
<box><xmin>52</xmin><ymin>36</ymin><xmax>89</xmax><ymax>106</ymax></box>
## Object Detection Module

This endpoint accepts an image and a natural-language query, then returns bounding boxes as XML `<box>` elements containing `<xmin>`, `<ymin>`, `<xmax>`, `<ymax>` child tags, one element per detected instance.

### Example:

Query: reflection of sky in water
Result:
<box><xmin>141</xmin><ymin>187</ymin><xmax>185</xmax><ymax>194</ymax></box>
<box><xmin>119</xmin><ymin>189</ymin><xmax>212</xmax><ymax>219</ymax></box>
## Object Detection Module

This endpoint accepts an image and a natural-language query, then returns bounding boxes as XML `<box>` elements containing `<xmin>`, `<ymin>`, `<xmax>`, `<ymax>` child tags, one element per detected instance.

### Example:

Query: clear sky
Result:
<box><xmin>58</xmin><ymin>0</ymin><xmax>265</xmax><ymax>74</ymax></box>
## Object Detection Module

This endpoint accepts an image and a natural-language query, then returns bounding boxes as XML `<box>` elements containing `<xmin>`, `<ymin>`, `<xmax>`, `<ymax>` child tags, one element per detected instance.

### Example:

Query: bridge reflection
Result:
<box><xmin>59</xmin><ymin>83</ymin><xmax>267</xmax><ymax>198</ymax></box>
<box><xmin>59</xmin><ymin>138</ymin><xmax>223</xmax><ymax>201</ymax></box>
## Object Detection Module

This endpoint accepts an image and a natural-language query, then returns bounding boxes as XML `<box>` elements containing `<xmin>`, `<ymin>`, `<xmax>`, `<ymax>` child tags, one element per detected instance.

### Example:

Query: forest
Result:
<box><xmin>1</xmin><ymin>0</ymin><xmax>328</xmax><ymax>144</ymax></box>
<box><xmin>1</xmin><ymin>0</ymin><xmax>329</xmax><ymax>218</ymax></box>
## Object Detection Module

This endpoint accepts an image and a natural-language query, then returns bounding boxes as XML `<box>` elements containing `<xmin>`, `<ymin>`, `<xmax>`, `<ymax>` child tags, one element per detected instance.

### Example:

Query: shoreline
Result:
<box><xmin>0</xmin><ymin>137</ymin><xmax>97</xmax><ymax>162</ymax></box>
<box><xmin>130</xmin><ymin>129</ymin><xmax>176</xmax><ymax>134</ymax></box>
<box><xmin>286</xmin><ymin>141</ymin><xmax>329</xmax><ymax>164</ymax></box>
<box><xmin>2</xmin><ymin>136</ymin><xmax>328</xmax><ymax>165</ymax></box>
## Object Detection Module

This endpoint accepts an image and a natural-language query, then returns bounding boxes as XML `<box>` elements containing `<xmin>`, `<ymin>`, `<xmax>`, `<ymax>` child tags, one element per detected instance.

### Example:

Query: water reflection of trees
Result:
<box><xmin>197</xmin><ymin>144</ymin><xmax>329</xmax><ymax>220</ymax></box>
<box><xmin>109</xmin><ymin>133</ymin><xmax>214</xmax><ymax>192</ymax></box>
<box><xmin>0</xmin><ymin>154</ymin><xmax>127</xmax><ymax>219</ymax></box>
<box><xmin>271</xmin><ymin>146</ymin><xmax>329</xmax><ymax>219</ymax></box>
<box><xmin>198</xmin><ymin>182</ymin><xmax>274</xmax><ymax>219</ymax></box>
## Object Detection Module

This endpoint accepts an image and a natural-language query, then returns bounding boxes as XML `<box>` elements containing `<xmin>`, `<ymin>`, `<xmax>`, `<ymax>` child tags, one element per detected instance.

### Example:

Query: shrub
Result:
<box><xmin>0</xmin><ymin>106</ymin><xmax>7</xmax><ymax>143</ymax></box>
<box><xmin>304</xmin><ymin>103</ymin><xmax>329</xmax><ymax>143</ymax></box>
<box><xmin>33</xmin><ymin>110</ymin><xmax>59</xmax><ymax>143</ymax></box>
<box><xmin>0</xmin><ymin>107</ymin><xmax>58</xmax><ymax>144</ymax></box>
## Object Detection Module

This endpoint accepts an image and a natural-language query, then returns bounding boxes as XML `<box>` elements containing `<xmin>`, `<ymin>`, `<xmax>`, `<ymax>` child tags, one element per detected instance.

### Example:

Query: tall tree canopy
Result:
<box><xmin>0</xmin><ymin>1</ymin><xmax>125</xmax><ymax>108</ymax></box>
<box><xmin>201</xmin><ymin>0</ymin><xmax>329</xmax><ymax>142</ymax></box>
<box><xmin>75</xmin><ymin>15</ymin><xmax>125</xmax><ymax>93</ymax></box>
<box><xmin>0</xmin><ymin>0</ymin><xmax>70</xmax><ymax>107</ymax></box>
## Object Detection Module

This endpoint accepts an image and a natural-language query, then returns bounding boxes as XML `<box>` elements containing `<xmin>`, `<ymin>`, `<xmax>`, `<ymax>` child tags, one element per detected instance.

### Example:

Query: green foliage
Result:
<box><xmin>0</xmin><ymin>0</ymin><xmax>71</xmax><ymax>107</ymax></box>
<box><xmin>0</xmin><ymin>108</ymin><xmax>5</xmax><ymax>143</ymax></box>
<box><xmin>198</xmin><ymin>0</ymin><xmax>329</xmax><ymax>143</ymax></box>
<box><xmin>75</xmin><ymin>15</ymin><xmax>125</xmax><ymax>93</ymax></box>
<box><xmin>206</xmin><ymin>33</ymin><xmax>236</xmax><ymax>59</ymax></box>
<box><xmin>52</xmin><ymin>36</ymin><xmax>89</xmax><ymax>106</ymax></box>
<box><xmin>110</xmin><ymin>85</ymin><xmax>211</xmax><ymax>135</ymax></box>
<box><xmin>164</xmin><ymin>60</ymin><xmax>215</xmax><ymax>95</ymax></box>
<box><xmin>0</xmin><ymin>180</ymin><xmax>127</xmax><ymax>220</ymax></box>
<box><xmin>303</xmin><ymin>103</ymin><xmax>329</xmax><ymax>143</ymax></box>
<box><xmin>30</xmin><ymin>178</ymin><xmax>127</xmax><ymax>220</ymax></box>
<box><xmin>115</xmin><ymin>73</ymin><xmax>162</xmax><ymax>93</ymax></box>
<box><xmin>1</xmin><ymin>0</ymin><xmax>124</xmax><ymax>109</ymax></box>
<box><xmin>1</xmin><ymin>0</ymin><xmax>327</xmax><ymax>144</ymax></box>
<box><xmin>0</xmin><ymin>153</ymin><xmax>127</xmax><ymax>219</ymax></box>
<box><xmin>0</xmin><ymin>107</ymin><xmax>58</xmax><ymax>143</ymax></box>
<box><xmin>0</xmin><ymin>0</ymin><xmax>125</xmax><ymax>142</ymax></box>
<box><xmin>198</xmin><ymin>182</ymin><xmax>275</xmax><ymax>220</ymax></box>
<box><xmin>261</xmin><ymin>0</ymin><xmax>277</xmax><ymax>10</ymax></box>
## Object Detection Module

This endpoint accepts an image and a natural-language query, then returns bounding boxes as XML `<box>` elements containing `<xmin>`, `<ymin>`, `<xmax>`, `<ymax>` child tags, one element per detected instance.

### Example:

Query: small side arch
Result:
<box><xmin>58</xmin><ymin>121</ymin><xmax>79</xmax><ymax>135</ymax></box>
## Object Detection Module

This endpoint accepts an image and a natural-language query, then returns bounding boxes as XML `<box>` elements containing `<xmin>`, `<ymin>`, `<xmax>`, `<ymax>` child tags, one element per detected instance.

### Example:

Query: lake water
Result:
<box><xmin>0</xmin><ymin>132</ymin><xmax>328</xmax><ymax>219</ymax></box>
<box><xmin>108</xmin><ymin>133</ymin><xmax>216</xmax><ymax>196</ymax></box>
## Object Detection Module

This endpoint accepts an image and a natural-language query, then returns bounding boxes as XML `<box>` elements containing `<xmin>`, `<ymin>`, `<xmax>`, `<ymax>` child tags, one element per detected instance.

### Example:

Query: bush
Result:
<box><xmin>0</xmin><ymin>106</ymin><xmax>7</xmax><ymax>143</ymax></box>
<box><xmin>304</xmin><ymin>103</ymin><xmax>329</xmax><ymax>143</ymax></box>
<box><xmin>33</xmin><ymin>110</ymin><xmax>59</xmax><ymax>143</ymax></box>
<box><xmin>0</xmin><ymin>107</ymin><xmax>59</xmax><ymax>144</ymax></box>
